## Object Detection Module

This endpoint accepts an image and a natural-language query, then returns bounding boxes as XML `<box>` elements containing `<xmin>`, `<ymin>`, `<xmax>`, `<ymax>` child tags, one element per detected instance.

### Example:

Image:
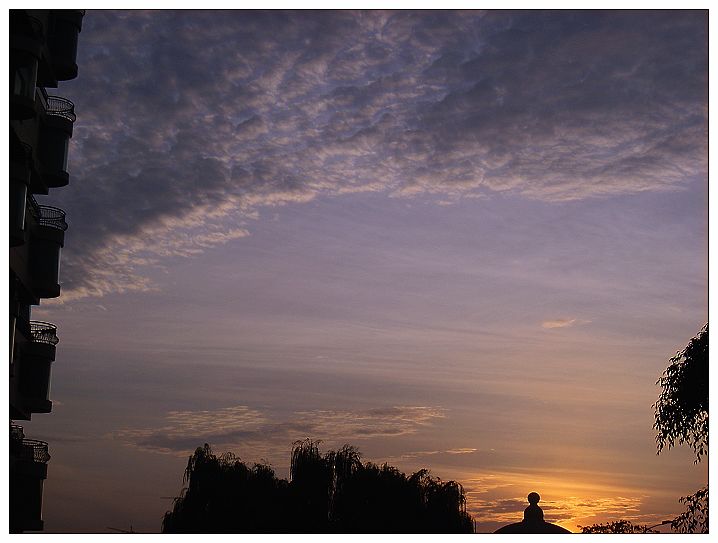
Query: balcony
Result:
<box><xmin>29</xmin><ymin>199</ymin><xmax>68</xmax><ymax>231</ymax></box>
<box><xmin>27</xmin><ymin>197</ymin><xmax>67</xmax><ymax>299</ymax></box>
<box><xmin>19</xmin><ymin>321</ymin><xmax>58</xmax><ymax>414</ymax></box>
<box><xmin>48</xmin><ymin>10</ymin><xmax>85</xmax><ymax>81</ymax></box>
<box><xmin>45</xmin><ymin>95</ymin><xmax>77</xmax><ymax>122</ymax></box>
<box><xmin>39</xmin><ymin>95</ymin><xmax>76</xmax><ymax>188</ymax></box>
<box><xmin>10</xmin><ymin>431</ymin><xmax>51</xmax><ymax>465</ymax></box>
<box><xmin>10</xmin><ymin>425</ymin><xmax>50</xmax><ymax>533</ymax></box>
<box><xmin>30</xmin><ymin>321</ymin><xmax>60</xmax><ymax>345</ymax></box>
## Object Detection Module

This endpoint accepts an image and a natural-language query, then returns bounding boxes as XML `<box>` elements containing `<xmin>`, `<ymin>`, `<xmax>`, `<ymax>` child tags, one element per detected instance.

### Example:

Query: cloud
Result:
<box><xmin>541</xmin><ymin>316</ymin><xmax>593</xmax><ymax>329</ymax></box>
<box><xmin>114</xmin><ymin>404</ymin><xmax>446</xmax><ymax>461</ymax></box>
<box><xmin>542</xmin><ymin>318</ymin><xmax>578</xmax><ymax>329</ymax></box>
<box><xmin>446</xmin><ymin>447</ymin><xmax>478</xmax><ymax>455</ymax></box>
<box><xmin>49</xmin><ymin>10</ymin><xmax>707</xmax><ymax>300</ymax></box>
<box><xmin>383</xmin><ymin>447</ymin><xmax>478</xmax><ymax>461</ymax></box>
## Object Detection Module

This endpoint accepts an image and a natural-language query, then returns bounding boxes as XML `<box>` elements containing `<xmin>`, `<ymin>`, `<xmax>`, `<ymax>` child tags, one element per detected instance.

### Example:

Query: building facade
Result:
<box><xmin>10</xmin><ymin>9</ymin><xmax>84</xmax><ymax>533</ymax></box>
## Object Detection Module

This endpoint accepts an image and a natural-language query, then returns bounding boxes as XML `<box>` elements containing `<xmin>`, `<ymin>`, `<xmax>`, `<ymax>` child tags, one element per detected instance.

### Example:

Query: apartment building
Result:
<box><xmin>10</xmin><ymin>9</ymin><xmax>84</xmax><ymax>532</ymax></box>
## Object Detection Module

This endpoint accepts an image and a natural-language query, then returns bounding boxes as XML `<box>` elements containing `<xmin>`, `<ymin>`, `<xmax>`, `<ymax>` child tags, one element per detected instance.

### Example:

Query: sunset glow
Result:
<box><xmin>17</xmin><ymin>9</ymin><xmax>707</xmax><ymax>533</ymax></box>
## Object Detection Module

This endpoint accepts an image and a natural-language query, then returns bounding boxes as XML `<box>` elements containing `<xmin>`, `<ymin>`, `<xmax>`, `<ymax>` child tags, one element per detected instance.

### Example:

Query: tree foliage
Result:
<box><xmin>162</xmin><ymin>440</ymin><xmax>474</xmax><ymax>533</ymax></box>
<box><xmin>590</xmin><ymin>327</ymin><xmax>709</xmax><ymax>535</ymax></box>
<box><xmin>671</xmin><ymin>485</ymin><xmax>708</xmax><ymax>534</ymax></box>
<box><xmin>653</xmin><ymin>324</ymin><xmax>709</xmax><ymax>534</ymax></box>
<box><xmin>579</xmin><ymin>520</ymin><xmax>658</xmax><ymax>533</ymax></box>
<box><xmin>162</xmin><ymin>443</ymin><xmax>290</xmax><ymax>533</ymax></box>
<box><xmin>653</xmin><ymin>324</ymin><xmax>708</xmax><ymax>462</ymax></box>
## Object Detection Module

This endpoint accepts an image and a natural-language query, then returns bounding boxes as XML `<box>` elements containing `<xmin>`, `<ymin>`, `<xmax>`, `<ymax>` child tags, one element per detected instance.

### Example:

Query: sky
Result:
<box><xmin>17</xmin><ymin>9</ymin><xmax>708</xmax><ymax>533</ymax></box>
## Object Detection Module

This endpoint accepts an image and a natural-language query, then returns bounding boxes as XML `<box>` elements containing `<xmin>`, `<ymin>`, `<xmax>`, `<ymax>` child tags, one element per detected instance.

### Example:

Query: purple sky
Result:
<box><xmin>24</xmin><ymin>10</ymin><xmax>707</xmax><ymax>533</ymax></box>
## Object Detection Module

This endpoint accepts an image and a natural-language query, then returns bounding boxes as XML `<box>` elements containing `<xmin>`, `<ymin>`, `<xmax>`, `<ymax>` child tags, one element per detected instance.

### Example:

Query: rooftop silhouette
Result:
<box><xmin>494</xmin><ymin>492</ymin><xmax>572</xmax><ymax>534</ymax></box>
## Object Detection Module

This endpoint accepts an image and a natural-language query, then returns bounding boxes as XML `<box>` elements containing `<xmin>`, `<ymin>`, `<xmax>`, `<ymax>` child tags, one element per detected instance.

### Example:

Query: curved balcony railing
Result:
<box><xmin>38</xmin><ymin>206</ymin><xmax>68</xmax><ymax>231</ymax></box>
<box><xmin>28</xmin><ymin>196</ymin><xmax>68</xmax><ymax>231</ymax></box>
<box><xmin>30</xmin><ymin>321</ymin><xmax>59</xmax><ymax>345</ymax></box>
<box><xmin>17</xmin><ymin>439</ymin><xmax>51</xmax><ymax>464</ymax></box>
<box><xmin>45</xmin><ymin>95</ymin><xmax>76</xmax><ymax>122</ymax></box>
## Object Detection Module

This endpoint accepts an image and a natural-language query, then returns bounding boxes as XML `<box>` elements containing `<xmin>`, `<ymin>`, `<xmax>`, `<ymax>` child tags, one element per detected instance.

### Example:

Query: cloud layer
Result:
<box><xmin>114</xmin><ymin>404</ymin><xmax>446</xmax><ymax>461</ymax></box>
<box><xmin>53</xmin><ymin>10</ymin><xmax>707</xmax><ymax>300</ymax></box>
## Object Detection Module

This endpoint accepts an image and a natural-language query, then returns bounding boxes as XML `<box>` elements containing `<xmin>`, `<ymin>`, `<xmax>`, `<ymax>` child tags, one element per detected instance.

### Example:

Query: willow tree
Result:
<box><xmin>162</xmin><ymin>443</ymin><xmax>291</xmax><ymax>533</ymax></box>
<box><xmin>162</xmin><ymin>440</ymin><xmax>473</xmax><ymax>533</ymax></box>
<box><xmin>288</xmin><ymin>439</ymin><xmax>473</xmax><ymax>533</ymax></box>
<box><xmin>654</xmin><ymin>324</ymin><xmax>708</xmax><ymax>461</ymax></box>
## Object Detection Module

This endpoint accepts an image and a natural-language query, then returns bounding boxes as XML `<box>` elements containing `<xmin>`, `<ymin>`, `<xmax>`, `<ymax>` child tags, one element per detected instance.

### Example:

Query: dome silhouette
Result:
<box><xmin>494</xmin><ymin>492</ymin><xmax>572</xmax><ymax>534</ymax></box>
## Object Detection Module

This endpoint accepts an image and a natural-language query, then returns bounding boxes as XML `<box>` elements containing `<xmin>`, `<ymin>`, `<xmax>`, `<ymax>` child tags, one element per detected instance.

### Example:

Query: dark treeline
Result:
<box><xmin>162</xmin><ymin>439</ymin><xmax>473</xmax><ymax>533</ymax></box>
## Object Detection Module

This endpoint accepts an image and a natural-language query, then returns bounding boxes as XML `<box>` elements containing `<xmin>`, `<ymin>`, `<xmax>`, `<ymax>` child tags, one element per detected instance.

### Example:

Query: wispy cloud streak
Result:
<box><xmin>114</xmin><ymin>404</ymin><xmax>446</xmax><ymax>462</ymax></box>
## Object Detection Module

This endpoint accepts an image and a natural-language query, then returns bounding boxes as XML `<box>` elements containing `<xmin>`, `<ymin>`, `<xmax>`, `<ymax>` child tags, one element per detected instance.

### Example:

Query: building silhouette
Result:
<box><xmin>10</xmin><ymin>9</ymin><xmax>84</xmax><ymax>533</ymax></box>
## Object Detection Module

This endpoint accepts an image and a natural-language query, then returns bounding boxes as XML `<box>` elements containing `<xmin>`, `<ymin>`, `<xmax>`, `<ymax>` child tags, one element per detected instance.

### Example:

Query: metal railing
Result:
<box><xmin>15</xmin><ymin>439</ymin><xmax>51</xmax><ymax>464</ymax></box>
<box><xmin>37</xmin><ymin>205</ymin><xmax>68</xmax><ymax>231</ymax></box>
<box><xmin>30</xmin><ymin>321</ymin><xmax>59</xmax><ymax>345</ymax></box>
<box><xmin>27</xmin><ymin>195</ymin><xmax>68</xmax><ymax>231</ymax></box>
<box><xmin>10</xmin><ymin>424</ymin><xmax>50</xmax><ymax>463</ymax></box>
<box><xmin>45</xmin><ymin>95</ymin><xmax>76</xmax><ymax>122</ymax></box>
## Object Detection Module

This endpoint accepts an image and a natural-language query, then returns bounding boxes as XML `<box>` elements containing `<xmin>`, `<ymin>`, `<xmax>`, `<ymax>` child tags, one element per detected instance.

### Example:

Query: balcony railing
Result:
<box><xmin>37</xmin><ymin>206</ymin><xmax>68</xmax><ymax>231</ymax></box>
<box><xmin>10</xmin><ymin>424</ymin><xmax>50</xmax><ymax>463</ymax></box>
<box><xmin>28</xmin><ymin>195</ymin><xmax>68</xmax><ymax>231</ymax></box>
<box><xmin>45</xmin><ymin>95</ymin><xmax>76</xmax><ymax>122</ymax></box>
<box><xmin>14</xmin><ymin>439</ymin><xmax>51</xmax><ymax>464</ymax></box>
<box><xmin>30</xmin><ymin>321</ymin><xmax>59</xmax><ymax>345</ymax></box>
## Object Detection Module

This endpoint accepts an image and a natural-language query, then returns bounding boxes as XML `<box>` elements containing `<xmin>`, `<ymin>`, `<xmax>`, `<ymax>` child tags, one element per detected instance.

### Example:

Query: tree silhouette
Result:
<box><xmin>671</xmin><ymin>486</ymin><xmax>708</xmax><ymax>534</ymax></box>
<box><xmin>579</xmin><ymin>520</ymin><xmax>659</xmax><ymax>533</ymax></box>
<box><xmin>653</xmin><ymin>324</ymin><xmax>708</xmax><ymax>461</ymax></box>
<box><xmin>161</xmin><ymin>443</ymin><xmax>291</xmax><ymax>533</ymax></box>
<box><xmin>162</xmin><ymin>440</ymin><xmax>473</xmax><ymax>533</ymax></box>
<box><xmin>288</xmin><ymin>439</ymin><xmax>333</xmax><ymax>531</ymax></box>
<box><xmin>653</xmin><ymin>324</ymin><xmax>708</xmax><ymax>534</ymax></box>
<box><xmin>581</xmin><ymin>325</ymin><xmax>708</xmax><ymax>535</ymax></box>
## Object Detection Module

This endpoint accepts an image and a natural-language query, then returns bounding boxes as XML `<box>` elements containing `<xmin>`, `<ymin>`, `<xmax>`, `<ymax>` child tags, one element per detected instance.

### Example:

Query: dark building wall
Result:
<box><xmin>9</xmin><ymin>9</ymin><xmax>84</xmax><ymax>533</ymax></box>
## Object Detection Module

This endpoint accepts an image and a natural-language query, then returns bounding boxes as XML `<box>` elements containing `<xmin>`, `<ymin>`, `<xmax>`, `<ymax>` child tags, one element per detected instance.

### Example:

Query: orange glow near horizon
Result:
<box><xmin>456</xmin><ymin>469</ymin><xmax>684</xmax><ymax>533</ymax></box>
